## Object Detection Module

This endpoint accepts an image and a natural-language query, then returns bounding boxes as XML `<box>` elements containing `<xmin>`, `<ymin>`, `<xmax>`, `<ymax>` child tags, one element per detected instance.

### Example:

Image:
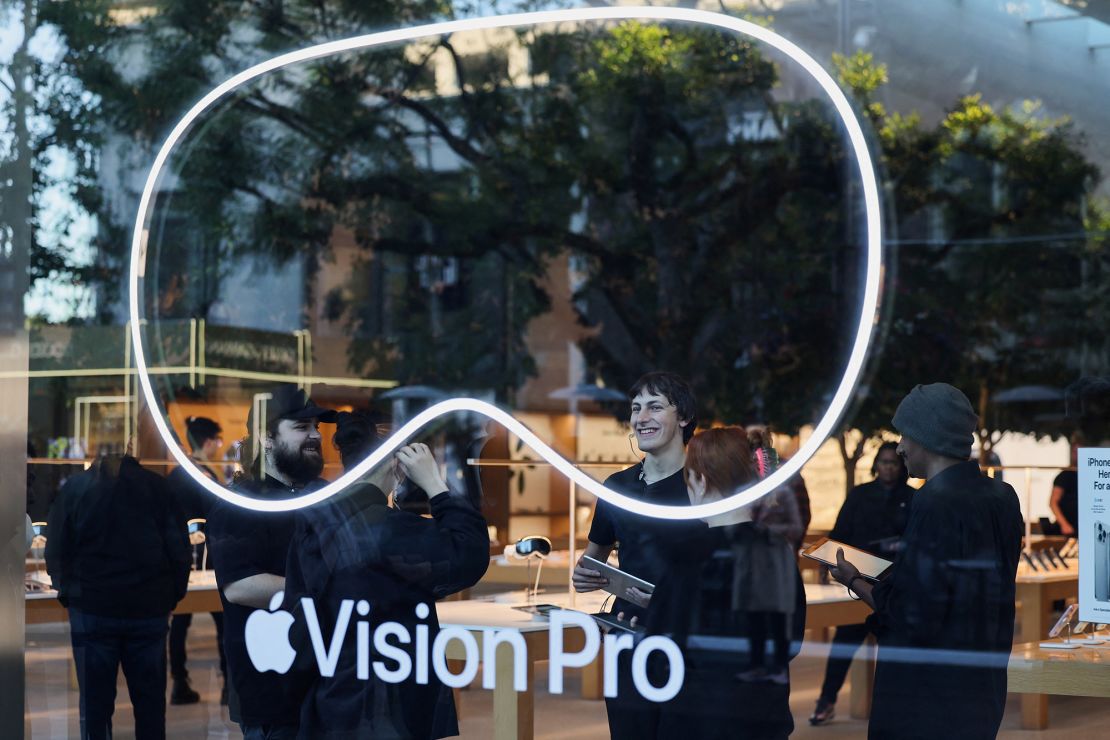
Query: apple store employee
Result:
<box><xmin>207</xmin><ymin>387</ymin><xmax>335</xmax><ymax>739</ymax></box>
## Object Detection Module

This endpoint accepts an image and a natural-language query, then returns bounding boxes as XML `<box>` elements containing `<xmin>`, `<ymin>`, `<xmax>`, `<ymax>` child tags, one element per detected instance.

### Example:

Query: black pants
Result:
<box><xmin>819</xmin><ymin>622</ymin><xmax>871</xmax><ymax>704</ymax></box>
<box><xmin>749</xmin><ymin>611</ymin><xmax>789</xmax><ymax>671</ymax></box>
<box><xmin>69</xmin><ymin>608</ymin><xmax>169</xmax><ymax>740</ymax></box>
<box><xmin>169</xmin><ymin>612</ymin><xmax>226</xmax><ymax>680</ymax></box>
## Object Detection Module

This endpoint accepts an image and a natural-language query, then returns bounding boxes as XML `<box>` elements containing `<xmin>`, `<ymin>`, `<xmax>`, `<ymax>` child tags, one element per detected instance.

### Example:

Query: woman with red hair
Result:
<box><xmin>641</xmin><ymin>426</ymin><xmax>805</xmax><ymax>739</ymax></box>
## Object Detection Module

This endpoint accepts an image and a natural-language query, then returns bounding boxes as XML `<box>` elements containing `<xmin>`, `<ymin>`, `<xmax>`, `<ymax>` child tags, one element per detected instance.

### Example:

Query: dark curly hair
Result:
<box><xmin>628</xmin><ymin>371</ymin><xmax>698</xmax><ymax>443</ymax></box>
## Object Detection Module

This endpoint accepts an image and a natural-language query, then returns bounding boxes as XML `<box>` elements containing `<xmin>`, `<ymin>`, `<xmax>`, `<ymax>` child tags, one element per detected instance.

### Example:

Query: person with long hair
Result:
<box><xmin>642</xmin><ymin>427</ymin><xmax>806</xmax><ymax>739</ymax></box>
<box><xmin>810</xmin><ymin>441</ymin><xmax>913</xmax><ymax>726</ymax></box>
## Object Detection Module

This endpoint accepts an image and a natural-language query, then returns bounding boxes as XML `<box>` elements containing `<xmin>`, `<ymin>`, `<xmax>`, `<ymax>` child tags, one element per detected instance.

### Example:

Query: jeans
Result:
<box><xmin>68</xmin><ymin>609</ymin><xmax>169</xmax><ymax>740</ymax></box>
<box><xmin>240</xmin><ymin>723</ymin><xmax>299</xmax><ymax>739</ymax></box>
<box><xmin>818</xmin><ymin>622</ymin><xmax>872</xmax><ymax>703</ymax></box>
<box><xmin>169</xmin><ymin>612</ymin><xmax>226</xmax><ymax>679</ymax></box>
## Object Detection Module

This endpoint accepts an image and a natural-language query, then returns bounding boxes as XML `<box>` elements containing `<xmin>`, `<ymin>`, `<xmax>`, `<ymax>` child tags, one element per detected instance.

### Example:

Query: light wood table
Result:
<box><xmin>1008</xmin><ymin>637</ymin><xmax>1110</xmax><ymax>728</ymax></box>
<box><xmin>804</xmin><ymin>584</ymin><xmax>877</xmax><ymax>719</ymax></box>
<box><xmin>25</xmin><ymin>570</ymin><xmax>223</xmax><ymax>624</ymax></box>
<box><xmin>838</xmin><ymin>566</ymin><xmax>1080</xmax><ymax>727</ymax></box>
<box><xmin>1013</xmin><ymin>566</ymin><xmax>1079</xmax><ymax>729</ymax></box>
<box><xmin>437</xmin><ymin>593</ymin><xmax>608</xmax><ymax>740</ymax></box>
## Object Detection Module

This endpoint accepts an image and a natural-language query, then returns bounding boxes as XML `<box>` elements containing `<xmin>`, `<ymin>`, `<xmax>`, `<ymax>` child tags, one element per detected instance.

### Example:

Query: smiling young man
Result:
<box><xmin>572</xmin><ymin>371</ymin><xmax>705</xmax><ymax>739</ymax></box>
<box><xmin>206</xmin><ymin>385</ymin><xmax>336</xmax><ymax>740</ymax></box>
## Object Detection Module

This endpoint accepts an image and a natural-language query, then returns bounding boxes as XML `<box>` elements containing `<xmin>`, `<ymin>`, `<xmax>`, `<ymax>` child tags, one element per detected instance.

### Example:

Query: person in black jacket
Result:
<box><xmin>282</xmin><ymin>410</ymin><xmax>490</xmax><ymax>739</ymax></box>
<box><xmin>830</xmin><ymin>384</ymin><xmax>1023</xmax><ymax>740</ymax></box>
<box><xmin>45</xmin><ymin>453</ymin><xmax>191</xmax><ymax>740</ymax></box>
<box><xmin>643</xmin><ymin>426</ymin><xmax>805</xmax><ymax>740</ymax></box>
<box><xmin>165</xmin><ymin>415</ymin><xmax>226</xmax><ymax>705</ymax></box>
<box><xmin>810</xmin><ymin>442</ymin><xmax>913</xmax><ymax>725</ymax></box>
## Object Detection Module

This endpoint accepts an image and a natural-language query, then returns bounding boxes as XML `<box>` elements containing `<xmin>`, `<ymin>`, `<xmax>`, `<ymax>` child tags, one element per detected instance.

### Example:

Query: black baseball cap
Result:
<box><xmin>246</xmin><ymin>385</ymin><xmax>337</xmax><ymax>436</ymax></box>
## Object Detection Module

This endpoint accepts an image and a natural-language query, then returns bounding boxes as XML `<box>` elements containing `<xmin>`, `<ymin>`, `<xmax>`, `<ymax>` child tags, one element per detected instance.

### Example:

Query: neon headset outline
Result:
<box><xmin>128</xmin><ymin>6</ymin><xmax>883</xmax><ymax>518</ymax></box>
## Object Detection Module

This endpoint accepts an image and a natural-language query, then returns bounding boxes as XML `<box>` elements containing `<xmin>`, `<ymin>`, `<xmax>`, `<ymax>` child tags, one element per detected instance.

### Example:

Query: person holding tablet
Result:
<box><xmin>572</xmin><ymin>371</ymin><xmax>704</xmax><ymax>739</ymax></box>
<box><xmin>810</xmin><ymin>442</ymin><xmax>913</xmax><ymax>726</ymax></box>
<box><xmin>828</xmin><ymin>383</ymin><xmax>1022</xmax><ymax>740</ymax></box>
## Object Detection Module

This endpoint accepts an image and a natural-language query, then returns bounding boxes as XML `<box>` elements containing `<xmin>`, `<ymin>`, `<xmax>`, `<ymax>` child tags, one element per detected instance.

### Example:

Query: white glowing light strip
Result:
<box><xmin>128</xmin><ymin>7</ymin><xmax>882</xmax><ymax>518</ymax></box>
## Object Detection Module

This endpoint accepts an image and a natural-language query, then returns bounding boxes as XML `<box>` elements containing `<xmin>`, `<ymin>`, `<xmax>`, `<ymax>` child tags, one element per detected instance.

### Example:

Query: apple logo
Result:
<box><xmin>245</xmin><ymin>591</ymin><xmax>296</xmax><ymax>674</ymax></box>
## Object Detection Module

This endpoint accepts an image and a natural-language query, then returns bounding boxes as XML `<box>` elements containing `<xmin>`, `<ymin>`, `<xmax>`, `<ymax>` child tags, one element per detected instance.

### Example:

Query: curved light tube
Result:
<box><xmin>128</xmin><ymin>6</ymin><xmax>883</xmax><ymax>519</ymax></box>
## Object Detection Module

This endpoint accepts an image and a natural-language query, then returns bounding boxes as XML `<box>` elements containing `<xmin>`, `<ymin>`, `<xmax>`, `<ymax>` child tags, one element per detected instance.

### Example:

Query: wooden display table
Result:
<box><xmin>1008</xmin><ymin>638</ymin><xmax>1110</xmax><ymax>728</ymax></box>
<box><xmin>24</xmin><ymin>570</ymin><xmax>222</xmax><ymax>624</ymax></box>
<box><xmin>1013</xmin><ymin>566</ymin><xmax>1079</xmax><ymax>728</ymax></box>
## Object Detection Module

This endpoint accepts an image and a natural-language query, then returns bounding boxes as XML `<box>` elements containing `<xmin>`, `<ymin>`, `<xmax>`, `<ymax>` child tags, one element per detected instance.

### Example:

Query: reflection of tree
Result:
<box><xmin>548</xmin><ymin>23</ymin><xmax>858</xmax><ymax>431</ymax></box>
<box><xmin>836</xmin><ymin>51</ymin><xmax>1107</xmax><ymax>481</ymax></box>
<box><xmin>26</xmin><ymin>6</ymin><xmax>1110</xmax><ymax>461</ymax></box>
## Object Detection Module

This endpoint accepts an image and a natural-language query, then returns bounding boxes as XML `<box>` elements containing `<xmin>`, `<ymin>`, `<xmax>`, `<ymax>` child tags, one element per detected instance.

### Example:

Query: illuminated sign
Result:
<box><xmin>128</xmin><ymin>7</ymin><xmax>883</xmax><ymax>518</ymax></box>
<box><xmin>245</xmin><ymin>594</ymin><xmax>685</xmax><ymax>702</ymax></box>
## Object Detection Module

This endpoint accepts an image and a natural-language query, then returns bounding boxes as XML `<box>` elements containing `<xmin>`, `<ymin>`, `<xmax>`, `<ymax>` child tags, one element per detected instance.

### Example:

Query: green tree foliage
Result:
<box><xmin>13</xmin><ymin>8</ymin><xmax>1107</xmax><ymax>460</ymax></box>
<box><xmin>835</xmin><ymin>50</ymin><xmax>1103</xmax><ymax>479</ymax></box>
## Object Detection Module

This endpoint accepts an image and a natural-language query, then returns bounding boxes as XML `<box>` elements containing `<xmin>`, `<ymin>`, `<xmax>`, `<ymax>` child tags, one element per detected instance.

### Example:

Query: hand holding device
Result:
<box><xmin>395</xmin><ymin>443</ymin><xmax>448</xmax><ymax>498</ymax></box>
<box><xmin>581</xmin><ymin>555</ymin><xmax>655</xmax><ymax>600</ymax></box>
<box><xmin>624</xmin><ymin>586</ymin><xmax>652</xmax><ymax>609</ymax></box>
<box><xmin>572</xmin><ymin>558</ymin><xmax>609</xmax><ymax>593</ymax></box>
<box><xmin>803</xmin><ymin>538</ymin><xmax>892</xmax><ymax>581</ymax></box>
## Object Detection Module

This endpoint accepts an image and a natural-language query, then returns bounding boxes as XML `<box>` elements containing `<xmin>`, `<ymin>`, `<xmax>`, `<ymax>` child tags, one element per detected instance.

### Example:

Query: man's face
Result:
<box><xmin>269</xmin><ymin>417</ymin><xmax>324</xmax><ymax>483</ymax></box>
<box><xmin>630</xmin><ymin>390</ymin><xmax>687</xmax><ymax>455</ymax></box>
<box><xmin>874</xmin><ymin>448</ymin><xmax>902</xmax><ymax>487</ymax></box>
<box><xmin>896</xmin><ymin>436</ymin><xmax>926</xmax><ymax>479</ymax></box>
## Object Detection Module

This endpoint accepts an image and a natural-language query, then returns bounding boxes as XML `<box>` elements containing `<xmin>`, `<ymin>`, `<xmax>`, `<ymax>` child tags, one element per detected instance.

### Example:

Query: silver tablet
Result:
<box><xmin>802</xmin><ymin>537</ymin><xmax>894</xmax><ymax>581</ymax></box>
<box><xmin>581</xmin><ymin>555</ymin><xmax>655</xmax><ymax>598</ymax></box>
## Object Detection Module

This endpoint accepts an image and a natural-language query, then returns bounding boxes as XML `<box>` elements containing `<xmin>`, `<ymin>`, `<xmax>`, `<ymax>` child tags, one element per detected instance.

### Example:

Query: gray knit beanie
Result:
<box><xmin>892</xmin><ymin>383</ymin><xmax>978</xmax><ymax>460</ymax></box>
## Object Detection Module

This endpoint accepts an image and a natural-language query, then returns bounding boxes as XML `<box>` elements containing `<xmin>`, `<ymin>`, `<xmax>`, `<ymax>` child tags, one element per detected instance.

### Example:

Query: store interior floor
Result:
<box><xmin>24</xmin><ymin>618</ymin><xmax>1104</xmax><ymax>739</ymax></box>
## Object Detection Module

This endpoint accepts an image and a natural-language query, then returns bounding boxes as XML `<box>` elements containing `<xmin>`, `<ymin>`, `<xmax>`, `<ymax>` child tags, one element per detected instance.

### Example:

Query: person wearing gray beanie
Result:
<box><xmin>891</xmin><ymin>383</ymin><xmax>978</xmax><ymax>461</ymax></box>
<box><xmin>828</xmin><ymin>382</ymin><xmax>1023</xmax><ymax>739</ymax></box>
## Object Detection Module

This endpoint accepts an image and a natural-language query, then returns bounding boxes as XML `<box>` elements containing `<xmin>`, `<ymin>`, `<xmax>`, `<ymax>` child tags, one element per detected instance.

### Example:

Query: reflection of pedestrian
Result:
<box><xmin>45</xmin><ymin>454</ymin><xmax>191</xmax><ymax>740</ymax></box>
<box><xmin>811</xmin><ymin>443</ymin><xmax>913</xmax><ymax>726</ymax></box>
<box><xmin>166</xmin><ymin>416</ymin><xmax>227</xmax><ymax>705</ymax></box>
<box><xmin>282</xmin><ymin>411</ymin><xmax>489</xmax><ymax>738</ymax></box>
<box><xmin>830</xmin><ymin>384</ymin><xmax>1023</xmax><ymax>740</ymax></box>
<box><xmin>645</xmin><ymin>427</ymin><xmax>805</xmax><ymax>739</ymax></box>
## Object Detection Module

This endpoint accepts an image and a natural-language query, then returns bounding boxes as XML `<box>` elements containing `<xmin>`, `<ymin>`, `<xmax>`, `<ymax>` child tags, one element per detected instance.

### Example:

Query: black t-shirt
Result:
<box><xmin>1054</xmin><ymin>470</ymin><xmax>1079</xmax><ymax>530</ymax></box>
<box><xmin>587</xmin><ymin>463</ymin><xmax>705</xmax><ymax>619</ymax></box>
<box><xmin>829</xmin><ymin>479</ymin><xmax>914</xmax><ymax>557</ymax></box>
<box><xmin>207</xmin><ymin>475</ymin><xmax>322</xmax><ymax>726</ymax></box>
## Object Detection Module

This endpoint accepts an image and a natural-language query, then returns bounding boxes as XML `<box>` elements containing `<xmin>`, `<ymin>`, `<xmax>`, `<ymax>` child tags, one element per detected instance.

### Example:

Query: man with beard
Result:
<box><xmin>207</xmin><ymin>386</ymin><xmax>336</xmax><ymax>740</ymax></box>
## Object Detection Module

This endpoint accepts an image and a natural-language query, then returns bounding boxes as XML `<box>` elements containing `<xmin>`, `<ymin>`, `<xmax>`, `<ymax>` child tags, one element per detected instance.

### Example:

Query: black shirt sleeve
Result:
<box><xmin>588</xmin><ymin>498</ymin><xmax>617</xmax><ymax>547</ymax></box>
<box><xmin>207</xmin><ymin>503</ymin><xmax>274</xmax><ymax>588</ymax></box>
<box><xmin>44</xmin><ymin>475</ymin><xmax>80</xmax><ymax>603</ymax></box>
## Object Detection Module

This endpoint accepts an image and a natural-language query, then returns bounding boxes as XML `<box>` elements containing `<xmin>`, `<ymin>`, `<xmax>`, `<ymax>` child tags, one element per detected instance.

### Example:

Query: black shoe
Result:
<box><xmin>170</xmin><ymin>677</ymin><xmax>201</xmax><ymax>705</ymax></box>
<box><xmin>809</xmin><ymin>699</ymin><xmax>836</xmax><ymax>726</ymax></box>
<box><xmin>220</xmin><ymin>685</ymin><xmax>228</xmax><ymax>706</ymax></box>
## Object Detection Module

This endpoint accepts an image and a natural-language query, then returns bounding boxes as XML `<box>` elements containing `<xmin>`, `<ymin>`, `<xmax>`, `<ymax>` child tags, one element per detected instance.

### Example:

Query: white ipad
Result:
<box><xmin>802</xmin><ymin>537</ymin><xmax>893</xmax><ymax>581</ymax></box>
<box><xmin>581</xmin><ymin>555</ymin><xmax>655</xmax><ymax>598</ymax></box>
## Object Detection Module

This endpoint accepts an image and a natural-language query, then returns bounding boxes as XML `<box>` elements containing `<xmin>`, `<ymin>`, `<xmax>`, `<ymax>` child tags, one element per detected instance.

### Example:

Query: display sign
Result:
<box><xmin>1078</xmin><ymin>448</ymin><xmax>1110</xmax><ymax>623</ymax></box>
